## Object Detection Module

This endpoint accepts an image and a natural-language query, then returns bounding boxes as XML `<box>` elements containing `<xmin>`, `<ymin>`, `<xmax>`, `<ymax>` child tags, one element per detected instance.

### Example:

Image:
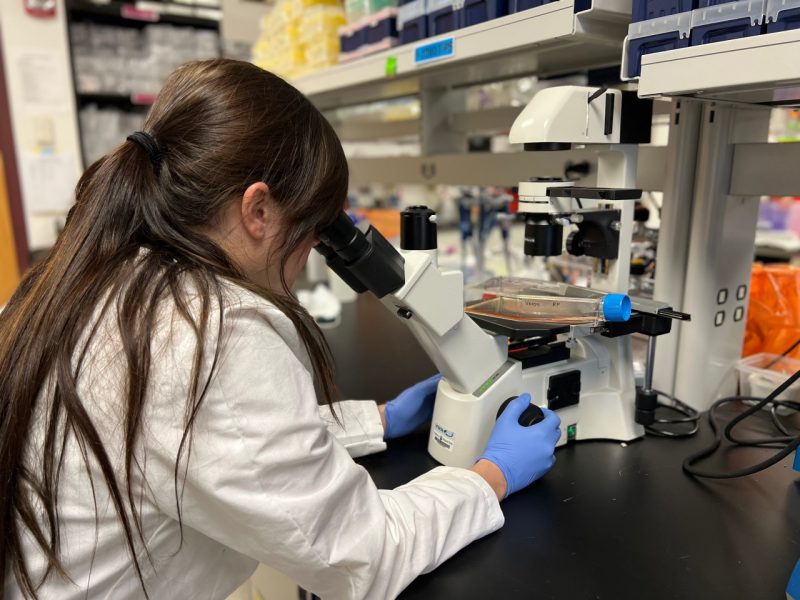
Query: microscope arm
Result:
<box><xmin>316</xmin><ymin>213</ymin><xmax>508</xmax><ymax>394</ymax></box>
<box><xmin>383</xmin><ymin>249</ymin><xmax>508</xmax><ymax>394</ymax></box>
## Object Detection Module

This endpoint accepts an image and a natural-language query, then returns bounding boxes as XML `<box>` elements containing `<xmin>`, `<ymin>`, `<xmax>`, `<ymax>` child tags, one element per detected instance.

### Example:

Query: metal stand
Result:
<box><xmin>660</xmin><ymin>103</ymin><xmax>770</xmax><ymax>409</ymax></box>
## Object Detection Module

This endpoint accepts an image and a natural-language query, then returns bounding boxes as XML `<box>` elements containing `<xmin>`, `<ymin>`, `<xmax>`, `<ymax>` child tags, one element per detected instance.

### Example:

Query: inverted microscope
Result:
<box><xmin>316</xmin><ymin>86</ymin><xmax>689</xmax><ymax>468</ymax></box>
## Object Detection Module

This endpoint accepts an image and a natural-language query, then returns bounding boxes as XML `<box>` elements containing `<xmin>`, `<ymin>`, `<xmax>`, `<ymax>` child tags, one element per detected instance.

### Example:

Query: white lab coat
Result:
<box><xmin>5</xmin><ymin>275</ymin><xmax>503</xmax><ymax>600</ymax></box>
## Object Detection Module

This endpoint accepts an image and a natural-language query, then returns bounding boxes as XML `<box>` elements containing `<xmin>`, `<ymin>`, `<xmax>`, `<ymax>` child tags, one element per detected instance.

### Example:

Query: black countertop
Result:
<box><xmin>325</xmin><ymin>295</ymin><xmax>800</xmax><ymax>600</ymax></box>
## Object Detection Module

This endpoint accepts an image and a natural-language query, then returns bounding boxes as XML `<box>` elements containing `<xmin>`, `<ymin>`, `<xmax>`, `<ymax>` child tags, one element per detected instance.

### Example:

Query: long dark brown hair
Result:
<box><xmin>0</xmin><ymin>59</ymin><xmax>348</xmax><ymax>598</ymax></box>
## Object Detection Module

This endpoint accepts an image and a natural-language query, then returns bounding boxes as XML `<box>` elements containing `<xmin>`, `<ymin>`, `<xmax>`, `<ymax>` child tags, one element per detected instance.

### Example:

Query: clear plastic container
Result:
<box><xmin>299</xmin><ymin>5</ymin><xmax>347</xmax><ymax>41</ymax></box>
<box><xmin>345</xmin><ymin>0</ymin><xmax>369</xmax><ymax>22</ymax></box>
<box><xmin>464</xmin><ymin>276</ymin><xmax>631</xmax><ymax>326</ymax></box>
<box><xmin>737</xmin><ymin>353</ymin><xmax>800</xmax><ymax>402</ymax></box>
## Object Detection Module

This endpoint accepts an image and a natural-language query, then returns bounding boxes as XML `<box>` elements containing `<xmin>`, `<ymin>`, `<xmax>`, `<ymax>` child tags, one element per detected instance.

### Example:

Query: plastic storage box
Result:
<box><xmin>462</xmin><ymin>0</ymin><xmax>508</xmax><ymax>26</ymax></box>
<box><xmin>766</xmin><ymin>0</ymin><xmax>800</xmax><ymax>31</ymax></box>
<box><xmin>428</xmin><ymin>0</ymin><xmax>463</xmax><ymax>36</ymax></box>
<box><xmin>690</xmin><ymin>0</ymin><xmax>766</xmax><ymax>45</ymax></box>
<box><xmin>398</xmin><ymin>0</ymin><xmax>428</xmax><ymax>43</ymax></box>
<box><xmin>338</xmin><ymin>23</ymin><xmax>366</xmax><ymax>59</ymax></box>
<box><xmin>363</xmin><ymin>8</ymin><xmax>399</xmax><ymax>45</ymax></box>
<box><xmin>509</xmin><ymin>0</ymin><xmax>558</xmax><ymax>14</ymax></box>
<box><xmin>624</xmin><ymin>12</ymin><xmax>692</xmax><ymax>77</ymax></box>
<box><xmin>737</xmin><ymin>353</ymin><xmax>800</xmax><ymax>402</ymax></box>
<box><xmin>632</xmin><ymin>0</ymin><xmax>696</xmax><ymax>20</ymax></box>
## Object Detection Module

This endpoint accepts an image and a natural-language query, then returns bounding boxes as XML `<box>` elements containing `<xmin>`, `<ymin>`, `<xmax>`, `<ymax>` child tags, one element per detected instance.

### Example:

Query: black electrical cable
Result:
<box><xmin>772</xmin><ymin>400</ymin><xmax>800</xmax><ymax>436</ymax></box>
<box><xmin>644</xmin><ymin>389</ymin><xmax>700</xmax><ymax>438</ymax></box>
<box><xmin>683</xmin><ymin>368</ymin><xmax>800</xmax><ymax>479</ymax></box>
<box><xmin>765</xmin><ymin>336</ymin><xmax>800</xmax><ymax>369</ymax></box>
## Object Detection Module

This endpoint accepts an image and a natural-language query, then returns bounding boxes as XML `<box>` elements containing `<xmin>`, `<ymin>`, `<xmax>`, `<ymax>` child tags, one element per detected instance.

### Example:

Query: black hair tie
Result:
<box><xmin>127</xmin><ymin>131</ymin><xmax>163</xmax><ymax>172</ymax></box>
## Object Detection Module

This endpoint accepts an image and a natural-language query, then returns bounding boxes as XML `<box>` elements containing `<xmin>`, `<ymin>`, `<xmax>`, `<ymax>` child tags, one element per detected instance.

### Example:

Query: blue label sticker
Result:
<box><xmin>414</xmin><ymin>37</ymin><xmax>455</xmax><ymax>65</ymax></box>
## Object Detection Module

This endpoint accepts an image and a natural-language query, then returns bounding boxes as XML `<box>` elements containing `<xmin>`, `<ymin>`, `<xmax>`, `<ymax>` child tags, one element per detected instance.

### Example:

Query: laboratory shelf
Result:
<box><xmin>66</xmin><ymin>0</ymin><xmax>221</xmax><ymax>30</ymax></box>
<box><xmin>637</xmin><ymin>28</ymin><xmax>800</xmax><ymax>104</ymax></box>
<box><xmin>293</xmin><ymin>0</ymin><xmax>631</xmax><ymax>109</ymax></box>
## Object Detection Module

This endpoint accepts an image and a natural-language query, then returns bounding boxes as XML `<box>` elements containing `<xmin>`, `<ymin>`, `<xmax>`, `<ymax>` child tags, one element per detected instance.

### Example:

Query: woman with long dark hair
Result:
<box><xmin>1</xmin><ymin>59</ymin><xmax>560</xmax><ymax>599</ymax></box>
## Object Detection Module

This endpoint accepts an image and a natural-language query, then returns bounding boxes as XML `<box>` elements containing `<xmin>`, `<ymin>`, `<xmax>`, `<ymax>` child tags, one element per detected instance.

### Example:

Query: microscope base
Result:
<box><xmin>427</xmin><ymin>336</ymin><xmax>643</xmax><ymax>468</ymax></box>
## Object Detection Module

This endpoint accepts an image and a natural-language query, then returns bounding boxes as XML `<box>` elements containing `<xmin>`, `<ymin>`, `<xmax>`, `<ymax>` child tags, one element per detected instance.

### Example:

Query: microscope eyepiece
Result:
<box><xmin>318</xmin><ymin>212</ymin><xmax>371</xmax><ymax>263</ymax></box>
<box><xmin>315</xmin><ymin>211</ymin><xmax>405</xmax><ymax>298</ymax></box>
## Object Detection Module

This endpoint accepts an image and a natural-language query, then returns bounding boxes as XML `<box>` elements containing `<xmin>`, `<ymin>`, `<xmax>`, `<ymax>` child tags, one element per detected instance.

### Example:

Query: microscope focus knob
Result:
<box><xmin>518</xmin><ymin>404</ymin><xmax>546</xmax><ymax>427</ymax></box>
<box><xmin>566</xmin><ymin>231</ymin><xmax>585</xmax><ymax>256</ymax></box>
<box><xmin>496</xmin><ymin>397</ymin><xmax>546</xmax><ymax>427</ymax></box>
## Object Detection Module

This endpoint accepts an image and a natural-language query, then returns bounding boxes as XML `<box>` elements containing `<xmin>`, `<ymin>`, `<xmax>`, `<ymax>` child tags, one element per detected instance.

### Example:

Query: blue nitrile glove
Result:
<box><xmin>383</xmin><ymin>374</ymin><xmax>443</xmax><ymax>439</ymax></box>
<box><xmin>477</xmin><ymin>393</ymin><xmax>561</xmax><ymax>497</ymax></box>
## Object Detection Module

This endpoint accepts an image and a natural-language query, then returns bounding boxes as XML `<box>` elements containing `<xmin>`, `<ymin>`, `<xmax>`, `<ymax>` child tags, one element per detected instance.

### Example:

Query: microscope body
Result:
<box><xmin>317</xmin><ymin>86</ymin><xmax>683</xmax><ymax>469</ymax></box>
<box><xmin>380</xmin><ymin>239</ymin><xmax>647</xmax><ymax>467</ymax></box>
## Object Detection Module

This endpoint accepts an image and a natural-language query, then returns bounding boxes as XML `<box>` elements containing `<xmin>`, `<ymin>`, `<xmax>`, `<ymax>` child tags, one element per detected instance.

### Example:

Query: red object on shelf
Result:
<box><xmin>24</xmin><ymin>0</ymin><xmax>56</xmax><ymax>18</ymax></box>
<box><xmin>130</xmin><ymin>92</ymin><xmax>157</xmax><ymax>105</ymax></box>
<box><xmin>121</xmin><ymin>4</ymin><xmax>159</xmax><ymax>22</ymax></box>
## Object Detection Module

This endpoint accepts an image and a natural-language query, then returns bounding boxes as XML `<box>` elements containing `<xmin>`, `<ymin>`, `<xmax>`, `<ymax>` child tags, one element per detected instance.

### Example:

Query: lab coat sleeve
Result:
<box><xmin>144</xmin><ymin>303</ymin><xmax>504</xmax><ymax>600</ymax></box>
<box><xmin>318</xmin><ymin>400</ymin><xmax>387</xmax><ymax>458</ymax></box>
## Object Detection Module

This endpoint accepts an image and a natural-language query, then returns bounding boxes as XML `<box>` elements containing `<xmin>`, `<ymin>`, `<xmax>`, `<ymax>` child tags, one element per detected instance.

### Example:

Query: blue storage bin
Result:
<box><xmin>766</xmin><ymin>0</ymin><xmax>800</xmax><ymax>31</ymax></box>
<box><xmin>690</xmin><ymin>18</ymin><xmax>761</xmax><ymax>42</ymax></box>
<box><xmin>364</xmin><ymin>14</ymin><xmax>398</xmax><ymax>44</ymax></box>
<box><xmin>624</xmin><ymin>11</ymin><xmax>691</xmax><ymax>77</ymax></box>
<box><xmin>428</xmin><ymin>0</ymin><xmax>462</xmax><ymax>35</ymax></box>
<box><xmin>689</xmin><ymin>0</ymin><xmax>765</xmax><ymax>45</ymax></box>
<box><xmin>627</xmin><ymin>32</ymin><xmax>689</xmax><ymax>76</ymax></box>
<box><xmin>339</xmin><ymin>27</ymin><xmax>366</xmax><ymax>53</ymax></box>
<box><xmin>400</xmin><ymin>15</ymin><xmax>428</xmax><ymax>41</ymax></box>
<box><xmin>398</xmin><ymin>0</ymin><xmax>428</xmax><ymax>43</ymax></box>
<box><xmin>632</xmin><ymin>0</ymin><xmax>696</xmax><ymax>21</ymax></box>
<box><xmin>509</xmin><ymin>0</ymin><xmax>555</xmax><ymax>13</ymax></box>
<box><xmin>697</xmin><ymin>0</ymin><xmax>741</xmax><ymax>7</ymax></box>
<box><xmin>462</xmin><ymin>0</ymin><xmax>508</xmax><ymax>26</ymax></box>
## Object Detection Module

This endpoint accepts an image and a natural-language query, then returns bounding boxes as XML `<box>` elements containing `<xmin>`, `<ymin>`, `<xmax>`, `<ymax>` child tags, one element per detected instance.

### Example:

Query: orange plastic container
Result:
<box><xmin>744</xmin><ymin>264</ymin><xmax>800</xmax><ymax>359</ymax></box>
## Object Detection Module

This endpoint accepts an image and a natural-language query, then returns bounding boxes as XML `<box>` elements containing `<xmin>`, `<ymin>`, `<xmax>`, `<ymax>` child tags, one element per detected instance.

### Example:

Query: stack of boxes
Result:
<box><xmin>397</xmin><ymin>0</ymin><xmax>567</xmax><ymax>44</ymax></box>
<box><xmin>343</xmin><ymin>0</ymin><xmax>562</xmax><ymax>59</ymax></box>
<box><xmin>339</xmin><ymin>0</ymin><xmax>400</xmax><ymax>61</ymax></box>
<box><xmin>765</xmin><ymin>0</ymin><xmax>800</xmax><ymax>31</ymax></box>
<box><xmin>252</xmin><ymin>0</ymin><xmax>345</xmax><ymax>78</ymax></box>
<box><xmin>71</xmin><ymin>22</ymin><xmax>220</xmax><ymax>95</ymax></box>
<box><xmin>625</xmin><ymin>0</ymin><xmax>800</xmax><ymax>78</ymax></box>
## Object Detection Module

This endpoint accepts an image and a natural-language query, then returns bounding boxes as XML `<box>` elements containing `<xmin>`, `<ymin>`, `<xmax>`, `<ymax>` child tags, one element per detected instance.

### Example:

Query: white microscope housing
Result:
<box><xmin>318</xmin><ymin>86</ymin><xmax>686</xmax><ymax>469</ymax></box>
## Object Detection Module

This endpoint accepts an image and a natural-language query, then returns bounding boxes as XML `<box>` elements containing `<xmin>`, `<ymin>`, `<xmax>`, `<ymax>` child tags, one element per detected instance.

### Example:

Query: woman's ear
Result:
<box><xmin>240</xmin><ymin>182</ymin><xmax>272</xmax><ymax>241</ymax></box>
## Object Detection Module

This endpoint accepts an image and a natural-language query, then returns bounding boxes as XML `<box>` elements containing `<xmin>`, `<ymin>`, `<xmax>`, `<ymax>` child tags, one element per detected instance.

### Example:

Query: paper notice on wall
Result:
<box><xmin>20</xmin><ymin>153</ymin><xmax>77</xmax><ymax>214</ymax></box>
<box><xmin>15</xmin><ymin>52</ymin><xmax>70</xmax><ymax>109</ymax></box>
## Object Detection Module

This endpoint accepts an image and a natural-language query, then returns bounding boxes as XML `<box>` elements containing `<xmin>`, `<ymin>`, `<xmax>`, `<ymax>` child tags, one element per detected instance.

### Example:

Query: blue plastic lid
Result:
<box><xmin>788</xmin><ymin>557</ymin><xmax>800</xmax><ymax>599</ymax></box>
<box><xmin>602</xmin><ymin>293</ymin><xmax>632</xmax><ymax>322</ymax></box>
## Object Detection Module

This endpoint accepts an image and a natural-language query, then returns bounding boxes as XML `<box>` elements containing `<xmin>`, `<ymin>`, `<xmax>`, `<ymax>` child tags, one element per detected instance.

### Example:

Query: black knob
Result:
<box><xmin>635</xmin><ymin>388</ymin><xmax>658</xmax><ymax>426</ymax></box>
<box><xmin>566</xmin><ymin>231</ymin><xmax>584</xmax><ymax>256</ymax></box>
<box><xmin>496</xmin><ymin>397</ymin><xmax>546</xmax><ymax>427</ymax></box>
<box><xmin>518</xmin><ymin>404</ymin><xmax>546</xmax><ymax>427</ymax></box>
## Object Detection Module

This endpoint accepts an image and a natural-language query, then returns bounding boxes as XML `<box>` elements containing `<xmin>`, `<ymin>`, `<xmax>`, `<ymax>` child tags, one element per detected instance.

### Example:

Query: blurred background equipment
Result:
<box><xmin>67</xmin><ymin>2</ymin><xmax>222</xmax><ymax>166</ymax></box>
<box><xmin>252</xmin><ymin>0</ymin><xmax>345</xmax><ymax>78</ymax></box>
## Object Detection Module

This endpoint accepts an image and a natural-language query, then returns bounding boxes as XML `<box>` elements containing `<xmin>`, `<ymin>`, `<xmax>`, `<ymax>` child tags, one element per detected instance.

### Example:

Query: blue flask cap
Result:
<box><xmin>602</xmin><ymin>294</ymin><xmax>632</xmax><ymax>322</ymax></box>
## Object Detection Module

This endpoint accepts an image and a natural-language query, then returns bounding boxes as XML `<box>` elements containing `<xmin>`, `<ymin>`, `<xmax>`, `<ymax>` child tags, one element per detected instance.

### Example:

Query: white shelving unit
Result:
<box><xmin>637</xmin><ymin>29</ymin><xmax>800</xmax><ymax>105</ymax></box>
<box><xmin>294</xmin><ymin>0</ymin><xmax>631</xmax><ymax>109</ymax></box>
